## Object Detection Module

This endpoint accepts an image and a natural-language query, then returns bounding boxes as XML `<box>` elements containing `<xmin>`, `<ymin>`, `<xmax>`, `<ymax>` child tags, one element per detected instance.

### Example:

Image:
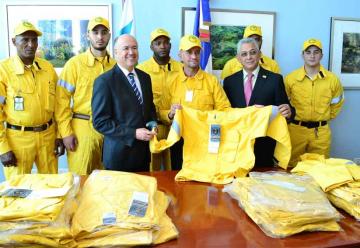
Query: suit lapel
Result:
<box><xmin>238</xmin><ymin>70</ymin><xmax>247</xmax><ymax>107</ymax></box>
<box><xmin>249</xmin><ymin>67</ymin><xmax>267</xmax><ymax>105</ymax></box>
<box><xmin>115</xmin><ymin>66</ymin><xmax>143</xmax><ymax>106</ymax></box>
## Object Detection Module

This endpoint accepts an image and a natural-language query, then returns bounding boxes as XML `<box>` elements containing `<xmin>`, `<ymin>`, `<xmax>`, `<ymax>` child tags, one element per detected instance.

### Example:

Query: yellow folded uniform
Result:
<box><xmin>327</xmin><ymin>181</ymin><xmax>360</xmax><ymax>220</ymax></box>
<box><xmin>291</xmin><ymin>154</ymin><xmax>358</xmax><ymax>191</ymax></box>
<box><xmin>223</xmin><ymin>172</ymin><xmax>341</xmax><ymax>237</ymax></box>
<box><xmin>72</xmin><ymin>170</ymin><xmax>178</xmax><ymax>247</ymax></box>
<box><xmin>0</xmin><ymin>173</ymin><xmax>79</xmax><ymax>247</ymax></box>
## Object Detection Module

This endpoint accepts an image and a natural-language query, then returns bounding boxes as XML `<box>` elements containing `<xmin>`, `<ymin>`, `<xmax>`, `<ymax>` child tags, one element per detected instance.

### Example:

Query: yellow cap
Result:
<box><xmin>150</xmin><ymin>28</ymin><xmax>170</xmax><ymax>42</ymax></box>
<box><xmin>13</xmin><ymin>21</ymin><xmax>42</xmax><ymax>37</ymax></box>
<box><xmin>243</xmin><ymin>25</ymin><xmax>262</xmax><ymax>38</ymax></box>
<box><xmin>179</xmin><ymin>34</ymin><xmax>202</xmax><ymax>51</ymax></box>
<box><xmin>87</xmin><ymin>17</ymin><xmax>110</xmax><ymax>31</ymax></box>
<box><xmin>303</xmin><ymin>38</ymin><xmax>322</xmax><ymax>51</ymax></box>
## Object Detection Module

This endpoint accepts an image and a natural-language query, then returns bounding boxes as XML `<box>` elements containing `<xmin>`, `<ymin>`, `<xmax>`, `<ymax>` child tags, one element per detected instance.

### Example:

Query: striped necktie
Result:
<box><xmin>128</xmin><ymin>73</ymin><xmax>143</xmax><ymax>104</ymax></box>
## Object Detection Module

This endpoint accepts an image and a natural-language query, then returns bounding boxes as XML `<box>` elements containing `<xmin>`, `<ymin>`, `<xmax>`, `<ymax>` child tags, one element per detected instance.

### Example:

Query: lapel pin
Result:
<box><xmin>262</xmin><ymin>75</ymin><xmax>267</xmax><ymax>79</ymax></box>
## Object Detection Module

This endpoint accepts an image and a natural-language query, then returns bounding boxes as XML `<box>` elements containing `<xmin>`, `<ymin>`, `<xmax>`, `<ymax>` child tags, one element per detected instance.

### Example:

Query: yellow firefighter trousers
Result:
<box><xmin>67</xmin><ymin>118</ymin><xmax>103</xmax><ymax>175</ymax></box>
<box><xmin>288</xmin><ymin>123</ymin><xmax>331</xmax><ymax>166</ymax></box>
<box><xmin>3</xmin><ymin>124</ymin><xmax>57</xmax><ymax>180</ymax></box>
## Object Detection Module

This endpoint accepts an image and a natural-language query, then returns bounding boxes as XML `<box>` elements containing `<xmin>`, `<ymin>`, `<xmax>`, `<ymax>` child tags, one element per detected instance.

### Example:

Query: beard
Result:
<box><xmin>90</xmin><ymin>41</ymin><xmax>108</xmax><ymax>51</ymax></box>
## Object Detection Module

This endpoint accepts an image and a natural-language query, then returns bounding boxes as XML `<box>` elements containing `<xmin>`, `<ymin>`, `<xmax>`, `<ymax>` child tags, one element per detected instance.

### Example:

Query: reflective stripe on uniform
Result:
<box><xmin>331</xmin><ymin>93</ymin><xmax>344</xmax><ymax>105</ymax></box>
<box><xmin>57</xmin><ymin>79</ymin><xmax>75</xmax><ymax>93</ymax></box>
<box><xmin>171</xmin><ymin>120</ymin><xmax>180</xmax><ymax>136</ymax></box>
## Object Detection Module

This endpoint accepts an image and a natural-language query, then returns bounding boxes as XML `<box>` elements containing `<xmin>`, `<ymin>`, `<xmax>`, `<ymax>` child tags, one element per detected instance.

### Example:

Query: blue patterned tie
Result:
<box><xmin>128</xmin><ymin>73</ymin><xmax>143</xmax><ymax>104</ymax></box>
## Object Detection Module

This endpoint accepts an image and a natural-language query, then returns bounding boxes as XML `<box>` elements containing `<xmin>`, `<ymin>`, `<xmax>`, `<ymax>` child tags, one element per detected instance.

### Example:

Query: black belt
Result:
<box><xmin>291</xmin><ymin>120</ymin><xmax>327</xmax><ymax>128</ymax></box>
<box><xmin>73</xmin><ymin>113</ymin><xmax>90</xmax><ymax>120</ymax></box>
<box><xmin>6</xmin><ymin>119</ymin><xmax>53</xmax><ymax>132</ymax></box>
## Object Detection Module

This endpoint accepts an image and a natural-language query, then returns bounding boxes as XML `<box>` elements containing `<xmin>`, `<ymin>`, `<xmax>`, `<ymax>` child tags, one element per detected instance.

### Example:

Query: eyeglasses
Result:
<box><xmin>239</xmin><ymin>49</ymin><xmax>258</xmax><ymax>58</ymax></box>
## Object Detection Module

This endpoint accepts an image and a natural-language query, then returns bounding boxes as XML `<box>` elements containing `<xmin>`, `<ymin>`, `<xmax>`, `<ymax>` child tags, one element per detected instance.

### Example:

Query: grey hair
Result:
<box><xmin>236</xmin><ymin>38</ymin><xmax>259</xmax><ymax>54</ymax></box>
<box><xmin>113</xmin><ymin>34</ymin><xmax>137</xmax><ymax>48</ymax></box>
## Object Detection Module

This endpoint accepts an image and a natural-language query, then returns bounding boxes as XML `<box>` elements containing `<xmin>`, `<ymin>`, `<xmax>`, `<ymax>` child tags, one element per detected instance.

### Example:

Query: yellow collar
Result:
<box><xmin>13</xmin><ymin>55</ymin><xmax>41</xmax><ymax>75</ymax></box>
<box><xmin>85</xmin><ymin>48</ymin><xmax>110</xmax><ymax>67</ymax></box>
<box><xmin>179</xmin><ymin>68</ymin><xmax>205</xmax><ymax>90</ymax></box>
<box><xmin>296</xmin><ymin>65</ymin><xmax>327</xmax><ymax>81</ymax></box>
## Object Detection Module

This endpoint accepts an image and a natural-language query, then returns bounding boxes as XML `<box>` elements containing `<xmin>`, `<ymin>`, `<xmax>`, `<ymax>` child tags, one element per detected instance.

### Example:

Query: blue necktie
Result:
<box><xmin>128</xmin><ymin>73</ymin><xmax>143</xmax><ymax>104</ymax></box>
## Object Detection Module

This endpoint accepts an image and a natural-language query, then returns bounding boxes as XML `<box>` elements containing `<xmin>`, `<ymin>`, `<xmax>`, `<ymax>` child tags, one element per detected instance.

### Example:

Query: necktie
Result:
<box><xmin>128</xmin><ymin>73</ymin><xmax>143</xmax><ymax>104</ymax></box>
<box><xmin>244</xmin><ymin>73</ymin><xmax>253</xmax><ymax>106</ymax></box>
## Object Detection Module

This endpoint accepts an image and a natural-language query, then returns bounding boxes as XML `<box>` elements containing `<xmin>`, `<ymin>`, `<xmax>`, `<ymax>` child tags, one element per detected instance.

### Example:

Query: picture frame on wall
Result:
<box><xmin>329</xmin><ymin>17</ymin><xmax>360</xmax><ymax>89</ymax></box>
<box><xmin>6</xmin><ymin>4</ymin><xmax>112</xmax><ymax>72</ymax></box>
<box><xmin>182</xmin><ymin>7</ymin><xmax>276</xmax><ymax>78</ymax></box>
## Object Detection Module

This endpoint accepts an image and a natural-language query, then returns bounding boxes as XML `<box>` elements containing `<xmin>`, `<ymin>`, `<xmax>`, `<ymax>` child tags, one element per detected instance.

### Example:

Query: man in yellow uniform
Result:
<box><xmin>285</xmin><ymin>39</ymin><xmax>344</xmax><ymax>166</ymax></box>
<box><xmin>159</xmin><ymin>34</ymin><xmax>231</xmax><ymax>169</ymax></box>
<box><xmin>137</xmin><ymin>28</ymin><xmax>182</xmax><ymax>171</ymax></box>
<box><xmin>221</xmin><ymin>25</ymin><xmax>280</xmax><ymax>80</ymax></box>
<box><xmin>55</xmin><ymin>17</ymin><xmax>116</xmax><ymax>175</ymax></box>
<box><xmin>0</xmin><ymin>21</ymin><xmax>64</xmax><ymax>179</ymax></box>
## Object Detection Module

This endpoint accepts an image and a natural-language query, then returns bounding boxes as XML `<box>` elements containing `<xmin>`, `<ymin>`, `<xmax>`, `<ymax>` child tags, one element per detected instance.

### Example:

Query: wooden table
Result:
<box><xmin>142</xmin><ymin>170</ymin><xmax>360</xmax><ymax>248</ymax></box>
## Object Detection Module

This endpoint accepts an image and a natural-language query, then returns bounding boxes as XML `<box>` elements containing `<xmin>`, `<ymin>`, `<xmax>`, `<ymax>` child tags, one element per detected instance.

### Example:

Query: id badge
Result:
<box><xmin>185</xmin><ymin>90</ymin><xmax>193</xmax><ymax>102</ymax></box>
<box><xmin>14</xmin><ymin>96</ymin><xmax>24</xmax><ymax>111</ymax></box>
<box><xmin>208</xmin><ymin>124</ymin><xmax>221</xmax><ymax>153</ymax></box>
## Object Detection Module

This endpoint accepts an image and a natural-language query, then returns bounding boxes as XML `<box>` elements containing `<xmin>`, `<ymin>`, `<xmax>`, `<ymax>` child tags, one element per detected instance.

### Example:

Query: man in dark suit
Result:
<box><xmin>92</xmin><ymin>34</ymin><xmax>157</xmax><ymax>172</ymax></box>
<box><xmin>223</xmin><ymin>38</ymin><xmax>292</xmax><ymax>167</ymax></box>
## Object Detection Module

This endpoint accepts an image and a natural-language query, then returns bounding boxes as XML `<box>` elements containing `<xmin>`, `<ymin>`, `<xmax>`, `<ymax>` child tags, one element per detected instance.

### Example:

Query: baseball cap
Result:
<box><xmin>87</xmin><ymin>17</ymin><xmax>110</xmax><ymax>31</ymax></box>
<box><xmin>179</xmin><ymin>34</ymin><xmax>202</xmax><ymax>51</ymax></box>
<box><xmin>303</xmin><ymin>38</ymin><xmax>322</xmax><ymax>51</ymax></box>
<box><xmin>243</xmin><ymin>25</ymin><xmax>262</xmax><ymax>38</ymax></box>
<box><xmin>150</xmin><ymin>28</ymin><xmax>170</xmax><ymax>42</ymax></box>
<box><xmin>13</xmin><ymin>21</ymin><xmax>42</xmax><ymax>37</ymax></box>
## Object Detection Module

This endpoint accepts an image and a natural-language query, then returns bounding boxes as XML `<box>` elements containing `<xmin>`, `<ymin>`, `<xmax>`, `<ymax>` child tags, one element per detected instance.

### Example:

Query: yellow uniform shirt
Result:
<box><xmin>151</xmin><ymin>106</ymin><xmax>291</xmax><ymax>184</ymax></box>
<box><xmin>0</xmin><ymin>56</ymin><xmax>58</xmax><ymax>154</ymax></box>
<box><xmin>159</xmin><ymin>69</ymin><xmax>231</xmax><ymax>125</ymax></box>
<box><xmin>137</xmin><ymin>57</ymin><xmax>182</xmax><ymax>111</ymax></box>
<box><xmin>285</xmin><ymin>65</ymin><xmax>344</xmax><ymax>122</ymax></box>
<box><xmin>55</xmin><ymin>49</ymin><xmax>116</xmax><ymax>138</ymax></box>
<box><xmin>221</xmin><ymin>55</ymin><xmax>281</xmax><ymax>80</ymax></box>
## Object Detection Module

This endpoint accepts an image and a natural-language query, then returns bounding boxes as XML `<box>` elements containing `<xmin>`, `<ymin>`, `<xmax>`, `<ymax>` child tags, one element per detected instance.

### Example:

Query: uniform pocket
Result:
<box><xmin>46</xmin><ymin>81</ymin><xmax>56</xmax><ymax>112</ymax></box>
<box><xmin>193</xmin><ymin>93</ymin><xmax>214</xmax><ymax>110</ymax></box>
<box><xmin>314</xmin><ymin>93</ymin><xmax>331</xmax><ymax>114</ymax></box>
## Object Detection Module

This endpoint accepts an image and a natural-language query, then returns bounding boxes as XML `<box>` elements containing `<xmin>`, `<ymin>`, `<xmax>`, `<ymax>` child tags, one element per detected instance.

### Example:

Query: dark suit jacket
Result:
<box><xmin>92</xmin><ymin>65</ymin><xmax>157</xmax><ymax>172</ymax></box>
<box><xmin>223</xmin><ymin>67</ymin><xmax>290</xmax><ymax>166</ymax></box>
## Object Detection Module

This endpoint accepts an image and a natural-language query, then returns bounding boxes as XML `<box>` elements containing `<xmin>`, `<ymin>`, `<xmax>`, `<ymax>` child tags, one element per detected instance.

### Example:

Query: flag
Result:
<box><xmin>119</xmin><ymin>0</ymin><xmax>135</xmax><ymax>36</ymax></box>
<box><xmin>193</xmin><ymin>0</ymin><xmax>212</xmax><ymax>72</ymax></box>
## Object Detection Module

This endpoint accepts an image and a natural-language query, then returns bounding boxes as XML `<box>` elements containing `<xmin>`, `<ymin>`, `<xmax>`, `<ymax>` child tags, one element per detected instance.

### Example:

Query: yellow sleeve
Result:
<box><xmin>284</xmin><ymin>75</ymin><xmax>292</xmax><ymax>101</ymax></box>
<box><xmin>330</xmin><ymin>77</ymin><xmax>344</xmax><ymax>120</ymax></box>
<box><xmin>158</xmin><ymin>80</ymin><xmax>172</xmax><ymax>125</ymax></box>
<box><xmin>220</xmin><ymin>59</ymin><xmax>233</xmax><ymax>80</ymax></box>
<box><xmin>272</xmin><ymin>60</ymin><xmax>281</xmax><ymax>74</ymax></box>
<box><xmin>212</xmin><ymin>77</ymin><xmax>231</xmax><ymax>111</ymax></box>
<box><xmin>55</xmin><ymin>61</ymin><xmax>76</xmax><ymax>138</ymax></box>
<box><xmin>0</xmin><ymin>67</ymin><xmax>11</xmax><ymax>154</ymax></box>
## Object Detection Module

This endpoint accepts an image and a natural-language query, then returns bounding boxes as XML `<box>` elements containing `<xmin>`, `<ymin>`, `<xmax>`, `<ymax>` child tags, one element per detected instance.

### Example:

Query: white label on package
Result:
<box><xmin>103</xmin><ymin>212</ymin><xmax>117</xmax><ymax>225</ymax></box>
<box><xmin>128</xmin><ymin>191</ymin><xmax>149</xmax><ymax>217</ymax></box>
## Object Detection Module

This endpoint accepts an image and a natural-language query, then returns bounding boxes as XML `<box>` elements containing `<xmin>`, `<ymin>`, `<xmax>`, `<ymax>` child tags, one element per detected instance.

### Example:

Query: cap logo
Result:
<box><xmin>23</xmin><ymin>21</ymin><xmax>33</xmax><ymax>27</ymax></box>
<box><xmin>250</xmin><ymin>26</ymin><xmax>258</xmax><ymax>31</ymax></box>
<box><xmin>308</xmin><ymin>39</ymin><xmax>317</xmax><ymax>44</ymax></box>
<box><xmin>157</xmin><ymin>29</ymin><xmax>166</xmax><ymax>34</ymax></box>
<box><xmin>95</xmin><ymin>17</ymin><xmax>103</xmax><ymax>22</ymax></box>
<box><xmin>188</xmin><ymin>35</ymin><xmax>198</xmax><ymax>42</ymax></box>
